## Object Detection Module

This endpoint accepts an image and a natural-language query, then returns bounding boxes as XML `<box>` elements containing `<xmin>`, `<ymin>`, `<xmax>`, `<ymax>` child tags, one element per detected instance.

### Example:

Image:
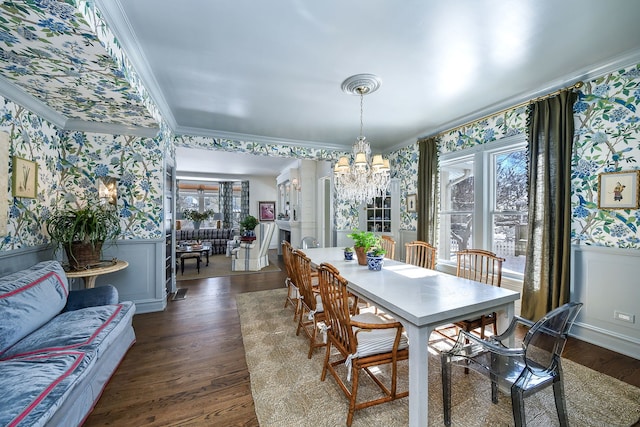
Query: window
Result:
<box><xmin>439</xmin><ymin>136</ymin><xmax>528</xmax><ymax>276</ymax></box>
<box><xmin>177</xmin><ymin>185</ymin><xmax>221</xmax><ymax>228</ymax></box>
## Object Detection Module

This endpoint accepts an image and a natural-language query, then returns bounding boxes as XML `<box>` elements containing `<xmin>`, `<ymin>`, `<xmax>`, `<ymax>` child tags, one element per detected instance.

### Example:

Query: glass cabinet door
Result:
<box><xmin>365</xmin><ymin>194</ymin><xmax>391</xmax><ymax>232</ymax></box>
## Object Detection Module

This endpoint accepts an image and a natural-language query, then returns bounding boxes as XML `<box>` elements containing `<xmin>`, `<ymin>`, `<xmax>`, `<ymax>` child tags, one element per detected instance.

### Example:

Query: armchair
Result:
<box><xmin>231</xmin><ymin>222</ymin><xmax>276</xmax><ymax>271</ymax></box>
<box><xmin>441</xmin><ymin>301</ymin><xmax>583</xmax><ymax>427</ymax></box>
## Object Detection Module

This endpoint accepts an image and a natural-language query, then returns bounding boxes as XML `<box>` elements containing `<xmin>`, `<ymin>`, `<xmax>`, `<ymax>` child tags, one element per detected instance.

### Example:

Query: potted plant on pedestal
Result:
<box><xmin>46</xmin><ymin>202</ymin><xmax>121</xmax><ymax>271</ymax></box>
<box><xmin>183</xmin><ymin>209</ymin><xmax>214</xmax><ymax>230</ymax></box>
<box><xmin>240</xmin><ymin>215</ymin><xmax>259</xmax><ymax>237</ymax></box>
<box><xmin>347</xmin><ymin>230</ymin><xmax>380</xmax><ymax>266</ymax></box>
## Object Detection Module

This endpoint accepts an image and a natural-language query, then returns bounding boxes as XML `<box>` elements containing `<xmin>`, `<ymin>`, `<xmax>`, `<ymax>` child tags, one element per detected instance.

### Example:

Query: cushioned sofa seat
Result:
<box><xmin>1</xmin><ymin>301</ymin><xmax>135</xmax><ymax>360</ymax></box>
<box><xmin>0</xmin><ymin>261</ymin><xmax>136</xmax><ymax>427</ymax></box>
<box><xmin>0</xmin><ymin>350</ymin><xmax>97</xmax><ymax>427</ymax></box>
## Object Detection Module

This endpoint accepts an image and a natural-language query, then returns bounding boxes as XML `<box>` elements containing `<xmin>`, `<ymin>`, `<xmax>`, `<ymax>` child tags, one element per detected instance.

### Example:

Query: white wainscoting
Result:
<box><xmin>571</xmin><ymin>245</ymin><xmax>640</xmax><ymax>360</ymax></box>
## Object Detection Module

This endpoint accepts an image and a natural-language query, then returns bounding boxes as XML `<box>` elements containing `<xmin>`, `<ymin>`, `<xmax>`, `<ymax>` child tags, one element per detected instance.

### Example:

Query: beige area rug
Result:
<box><xmin>177</xmin><ymin>253</ymin><xmax>280</xmax><ymax>280</ymax></box>
<box><xmin>237</xmin><ymin>288</ymin><xmax>640</xmax><ymax>427</ymax></box>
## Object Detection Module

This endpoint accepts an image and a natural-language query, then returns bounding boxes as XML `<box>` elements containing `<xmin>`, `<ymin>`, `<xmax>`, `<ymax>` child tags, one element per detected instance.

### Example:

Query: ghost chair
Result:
<box><xmin>441</xmin><ymin>302</ymin><xmax>583</xmax><ymax>427</ymax></box>
<box><xmin>300</xmin><ymin>236</ymin><xmax>320</xmax><ymax>249</ymax></box>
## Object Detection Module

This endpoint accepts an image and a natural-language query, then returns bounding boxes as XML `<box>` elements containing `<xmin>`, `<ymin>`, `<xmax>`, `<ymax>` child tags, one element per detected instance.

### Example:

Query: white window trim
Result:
<box><xmin>439</xmin><ymin>134</ymin><xmax>527</xmax><ymax>280</ymax></box>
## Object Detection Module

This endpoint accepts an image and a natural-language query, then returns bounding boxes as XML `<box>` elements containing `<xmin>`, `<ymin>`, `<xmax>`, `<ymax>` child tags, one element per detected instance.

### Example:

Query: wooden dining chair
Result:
<box><xmin>454</xmin><ymin>249</ymin><xmax>505</xmax><ymax>338</ymax></box>
<box><xmin>281</xmin><ymin>240</ymin><xmax>300</xmax><ymax>321</ymax></box>
<box><xmin>292</xmin><ymin>249</ymin><xmax>326</xmax><ymax>358</ymax></box>
<box><xmin>317</xmin><ymin>262</ymin><xmax>409</xmax><ymax>427</ymax></box>
<box><xmin>379</xmin><ymin>235</ymin><xmax>396</xmax><ymax>260</ymax></box>
<box><xmin>404</xmin><ymin>241</ymin><xmax>437</xmax><ymax>269</ymax></box>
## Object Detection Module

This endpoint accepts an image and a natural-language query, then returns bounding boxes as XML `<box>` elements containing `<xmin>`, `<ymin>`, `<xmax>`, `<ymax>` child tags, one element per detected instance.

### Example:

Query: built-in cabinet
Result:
<box><xmin>358</xmin><ymin>178</ymin><xmax>400</xmax><ymax>237</ymax></box>
<box><xmin>364</xmin><ymin>194</ymin><xmax>392</xmax><ymax>232</ymax></box>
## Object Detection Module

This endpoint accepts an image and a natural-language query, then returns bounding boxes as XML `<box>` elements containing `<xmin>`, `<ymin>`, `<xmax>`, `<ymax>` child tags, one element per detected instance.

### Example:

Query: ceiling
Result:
<box><xmin>2</xmin><ymin>0</ymin><xmax>640</xmax><ymax>177</ymax></box>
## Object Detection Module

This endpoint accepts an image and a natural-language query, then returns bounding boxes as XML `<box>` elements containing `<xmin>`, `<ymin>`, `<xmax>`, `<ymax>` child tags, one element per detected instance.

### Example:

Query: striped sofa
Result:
<box><xmin>176</xmin><ymin>228</ymin><xmax>235</xmax><ymax>254</ymax></box>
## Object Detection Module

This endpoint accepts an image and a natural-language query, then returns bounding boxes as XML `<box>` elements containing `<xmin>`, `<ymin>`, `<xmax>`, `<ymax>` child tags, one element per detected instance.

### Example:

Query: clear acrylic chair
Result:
<box><xmin>441</xmin><ymin>301</ymin><xmax>584</xmax><ymax>427</ymax></box>
<box><xmin>300</xmin><ymin>236</ymin><xmax>320</xmax><ymax>249</ymax></box>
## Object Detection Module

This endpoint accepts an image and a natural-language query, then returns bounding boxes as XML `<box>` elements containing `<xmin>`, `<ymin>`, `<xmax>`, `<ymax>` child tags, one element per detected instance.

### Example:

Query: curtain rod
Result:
<box><xmin>430</xmin><ymin>81</ymin><xmax>584</xmax><ymax>140</ymax></box>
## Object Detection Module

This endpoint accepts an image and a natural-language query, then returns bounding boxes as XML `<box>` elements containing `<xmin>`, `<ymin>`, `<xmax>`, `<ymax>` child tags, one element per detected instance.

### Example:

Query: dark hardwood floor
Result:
<box><xmin>83</xmin><ymin>252</ymin><xmax>640</xmax><ymax>426</ymax></box>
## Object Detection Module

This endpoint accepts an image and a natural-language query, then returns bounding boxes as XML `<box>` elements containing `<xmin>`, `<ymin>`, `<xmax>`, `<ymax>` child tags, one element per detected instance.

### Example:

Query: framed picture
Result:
<box><xmin>12</xmin><ymin>156</ymin><xmax>37</xmax><ymax>199</ymax></box>
<box><xmin>258</xmin><ymin>201</ymin><xmax>276</xmax><ymax>221</ymax></box>
<box><xmin>598</xmin><ymin>170</ymin><xmax>640</xmax><ymax>209</ymax></box>
<box><xmin>406</xmin><ymin>193</ymin><xmax>417</xmax><ymax>212</ymax></box>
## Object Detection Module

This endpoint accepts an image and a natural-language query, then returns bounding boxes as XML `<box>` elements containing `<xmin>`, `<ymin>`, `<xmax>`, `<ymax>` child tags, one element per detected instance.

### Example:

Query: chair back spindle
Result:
<box><xmin>380</xmin><ymin>235</ymin><xmax>396</xmax><ymax>260</ymax></box>
<box><xmin>404</xmin><ymin>241</ymin><xmax>437</xmax><ymax>269</ymax></box>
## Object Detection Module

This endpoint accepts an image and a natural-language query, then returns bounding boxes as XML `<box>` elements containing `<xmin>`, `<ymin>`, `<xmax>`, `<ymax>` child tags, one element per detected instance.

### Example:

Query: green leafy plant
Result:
<box><xmin>183</xmin><ymin>209</ymin><xmax>215</xmax><ymax>222</ymax></box>
<box><xmin>240</xmin><ymin>214</ymin><xmax>259</xmax><ymax>231</ymax></box>
<box><xmin>367</xmin><ymin>246</ymin><xmax>386</xmax><ymax>257</ymax></box>
<box><xmin>46</xmin><ymin>202</ymin><xmax>121</xmax><ymax>268</ymax></box>
<box><xmin>347</xmin><ymin>230</ymin><xmax>379</xmax><ymax>250</ymax></box>
<box><xmin>344</xmin><ymin>246</ymin><xmax>354</xmax><ymax>253</ymax></box>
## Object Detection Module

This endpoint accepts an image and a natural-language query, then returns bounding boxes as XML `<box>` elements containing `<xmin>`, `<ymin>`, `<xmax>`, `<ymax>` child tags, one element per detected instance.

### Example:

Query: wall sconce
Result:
<box><xmin>98</xmin><ymin>176</ymin><xmax>118</xmax><ymax>206</ymax></box>
<box><xmin>292</xmin><ymin>178</ymin><xmax>301</xmax><ymax>192</ymax></box>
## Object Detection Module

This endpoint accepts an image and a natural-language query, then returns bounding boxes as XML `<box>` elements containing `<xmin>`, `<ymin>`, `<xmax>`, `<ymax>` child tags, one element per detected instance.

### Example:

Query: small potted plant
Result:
<box><xmin>183</xmin><ymin>209</ymin><xmax>214</xmax><ymax>230</ymax></box>
<box><xmin>347</xmin><ymin>230</ymin><xmax>379</xmax><ymax>265</ymax></box>
<box><xmin>46</xmin><ymin>201</ymin><xmax>121</xmax><ymax>271</ymax></box>
<box><xmin>366</xmin><ymin>246</ymin><xmax>386</xmax><ymax>271</ymax></box>
<box><xmin>240</xmin><ymin>215</ymin><xmax>259</xmax><ymax>237</ymax></box>
<box><xmin>344</xmin><ymin>246</ymin><xmax>354</xmax><ymax>261</ymax></box>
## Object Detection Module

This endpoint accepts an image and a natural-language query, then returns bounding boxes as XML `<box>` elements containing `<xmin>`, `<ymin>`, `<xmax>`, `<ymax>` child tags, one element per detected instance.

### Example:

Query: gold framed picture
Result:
<box><xmin>406</xmin><ymin>193</ymin><xmax>417</xmax><ymax>212</ymax></box>
<box><xmin>598</xmin><ymin>170</ymin><xmax>640</xmax><ymax>209</ymax></box>
<box><xmin>12</xmin><ymin>156</ymin><xmax>37</xmax><ymax>199</ymax></box>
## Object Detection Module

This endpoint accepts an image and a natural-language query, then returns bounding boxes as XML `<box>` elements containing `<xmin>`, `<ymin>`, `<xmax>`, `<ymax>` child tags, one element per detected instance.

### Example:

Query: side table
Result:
<box><xmin>64</xmin><ymin>260</ymin><xmax>129</xmax><ymax>289</ymax></box>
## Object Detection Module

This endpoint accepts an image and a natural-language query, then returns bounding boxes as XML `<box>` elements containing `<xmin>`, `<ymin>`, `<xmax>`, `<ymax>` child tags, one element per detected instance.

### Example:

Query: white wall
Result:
<box><xmin>248</xmin><ymin>175</ymin><xmax>279</xmax><ymax>248</ymax></box>
<box><xmin>571</xmin><ymin>245</ymin><xmax>640</xmax><ymax>359</ymax></box>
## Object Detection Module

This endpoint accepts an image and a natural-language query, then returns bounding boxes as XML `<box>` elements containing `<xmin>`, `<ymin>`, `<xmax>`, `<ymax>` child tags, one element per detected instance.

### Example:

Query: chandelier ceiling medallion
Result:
<box><xmin>334</xmin><ymin>74</ymin><xmax>390</xmax><ymax>204</ymax></box>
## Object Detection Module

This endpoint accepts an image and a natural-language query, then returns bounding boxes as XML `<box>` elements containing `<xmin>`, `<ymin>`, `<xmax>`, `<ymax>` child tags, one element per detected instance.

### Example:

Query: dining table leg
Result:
<box><xmin>405</xmin><ymin>323</ymin><xmax>433</xmax><ymax>426</ymax></box>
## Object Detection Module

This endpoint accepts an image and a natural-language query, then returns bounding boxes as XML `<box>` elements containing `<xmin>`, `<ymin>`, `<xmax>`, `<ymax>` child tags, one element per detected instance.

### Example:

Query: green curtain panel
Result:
<box><xmin>417</xmin><ymin>137</ymin><xmax>439</xmax><ymax>245</ymax></box>
<box><xmin>522</xmin><ymin>90</ymin><xmax>577</xmax><ymax>321</ymax></box>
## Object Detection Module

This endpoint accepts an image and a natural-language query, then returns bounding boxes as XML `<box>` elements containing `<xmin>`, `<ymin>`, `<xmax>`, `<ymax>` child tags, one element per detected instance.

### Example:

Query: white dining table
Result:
<box><xmin>304</xmin><ymin>247</ymin><xmax>520</xmax><ymax>427</ymax></box>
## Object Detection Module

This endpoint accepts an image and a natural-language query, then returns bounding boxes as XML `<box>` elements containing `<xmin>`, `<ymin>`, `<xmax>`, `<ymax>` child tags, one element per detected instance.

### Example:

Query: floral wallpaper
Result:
<box><xmin>0</xmin><ymin>0</ymin><xmax>158</xmax><ymax>129</ymax></box>
<box><xmin>0</xmin><ymin>93</ymin><xmax>165</xmax><ymax>252</ymax></box>
<box><xmin>571</xmin><ymin>65</ymin><xmax>640</xmax><ymax>247</ymax></box>
<box><xmin>1</xmin><ymin>95</ymin><xmax>58</xmax><ymax>250</ymax></box>
<box><xmin>388</xmin><ymin>145</ymin><xmax>419</xmax><ymax>230</ymax></box>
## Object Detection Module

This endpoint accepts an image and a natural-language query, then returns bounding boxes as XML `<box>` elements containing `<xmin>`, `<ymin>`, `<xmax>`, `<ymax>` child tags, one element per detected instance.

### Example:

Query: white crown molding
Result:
<box><xmin>94</xmin><ymin>0</ymin><xmax>178</xmax><ymax>130</ymax></box>
<box><xmin>0</xmin><ymin>76</ymin><xmax>67</xmax><ymax>128</ymax></box>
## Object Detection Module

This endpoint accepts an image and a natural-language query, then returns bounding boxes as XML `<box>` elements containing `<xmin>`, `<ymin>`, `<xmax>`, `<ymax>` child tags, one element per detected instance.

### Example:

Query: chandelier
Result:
<box><xmin>334</xmin><ymin>74</ymin><xmax>390</xmax><ymax>204</ymax></box>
